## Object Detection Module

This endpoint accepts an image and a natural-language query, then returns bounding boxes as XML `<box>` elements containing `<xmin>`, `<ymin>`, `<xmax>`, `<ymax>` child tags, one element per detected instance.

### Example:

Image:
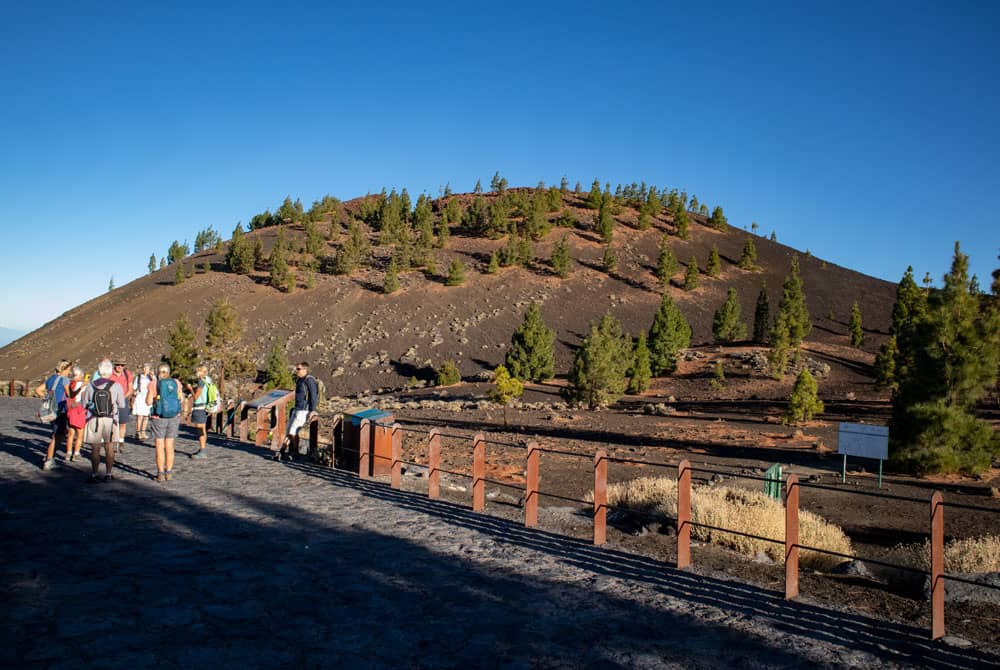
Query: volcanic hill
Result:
<box><xmin>0</xmin><ymin>187</ymin><xmax>897</xmax><ymax>399</ymax></box>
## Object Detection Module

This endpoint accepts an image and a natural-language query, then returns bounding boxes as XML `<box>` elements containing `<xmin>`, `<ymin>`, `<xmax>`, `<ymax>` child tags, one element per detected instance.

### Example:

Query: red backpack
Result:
<box><xmin>65</xmin><ymin>381</ymin><xmax>86</xmax><ymax>429</ymax></box>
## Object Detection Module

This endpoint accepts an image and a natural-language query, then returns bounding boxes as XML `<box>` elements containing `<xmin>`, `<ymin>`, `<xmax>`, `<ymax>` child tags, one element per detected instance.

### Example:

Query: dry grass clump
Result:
<box><xmin>595</xmin><ymin>476</ymin><xmax>852</xmax><ymax>570</ymax></box>
<box><xmin>886</xmin><ymin>535</ymin><xmax>1000</xmax><ymax>574</ymax></box>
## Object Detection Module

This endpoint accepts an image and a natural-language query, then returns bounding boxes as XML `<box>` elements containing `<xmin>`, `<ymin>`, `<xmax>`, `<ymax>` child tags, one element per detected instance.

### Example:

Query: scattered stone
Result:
<box><xmin>753</xmin><ymin>551</ymin><xmax>775</xmax><ymax>565</ymax></box>
<box><xmin>831</xmin><ymin>560</ymin><xmax>873</xmax><ymax>579</ymax></box>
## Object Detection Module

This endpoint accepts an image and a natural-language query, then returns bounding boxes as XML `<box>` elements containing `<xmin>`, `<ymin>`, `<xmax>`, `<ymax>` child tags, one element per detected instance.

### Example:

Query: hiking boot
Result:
<box><xmin>42</xmin><ymin>459</ymin><xmax>55</xmax><ymax>471</ymax></box>
<box><xmin>191</xmin><ymin>450</ymin><xmax>206</xmax><ymax>460</ymax></box>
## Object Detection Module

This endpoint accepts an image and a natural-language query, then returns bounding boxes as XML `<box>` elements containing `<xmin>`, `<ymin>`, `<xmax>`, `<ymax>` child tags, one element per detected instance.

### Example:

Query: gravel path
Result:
<box><xmin>1</xmin><ymin>398</ymin><xmax>996</xmax><ymax>669</ymax></box>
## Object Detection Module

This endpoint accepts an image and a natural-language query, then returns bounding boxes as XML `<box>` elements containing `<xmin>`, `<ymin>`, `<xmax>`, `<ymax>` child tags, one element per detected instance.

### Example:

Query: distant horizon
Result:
<box><xmin>3</xmin><ymin>2</ymin><xmax>998</xmax><ymax>331</ymax></box>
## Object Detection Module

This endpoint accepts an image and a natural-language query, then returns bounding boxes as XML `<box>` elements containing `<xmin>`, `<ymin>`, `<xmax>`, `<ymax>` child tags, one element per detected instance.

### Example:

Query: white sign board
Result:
<box><xmin>838</xmin><ymin>422</ymin><xmax>889</xmax><ymax>460</ymax></box>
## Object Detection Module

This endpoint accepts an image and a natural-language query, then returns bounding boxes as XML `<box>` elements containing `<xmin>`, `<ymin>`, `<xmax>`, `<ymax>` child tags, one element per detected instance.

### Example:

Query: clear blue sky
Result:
<box><xmin>2</xmin><ymin>1</ymin><xmax>998</xmax><ymax>332</ymax></box>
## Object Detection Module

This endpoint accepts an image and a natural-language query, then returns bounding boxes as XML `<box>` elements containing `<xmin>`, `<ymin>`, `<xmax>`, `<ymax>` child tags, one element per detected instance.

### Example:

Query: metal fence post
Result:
<box><xmin>677</xmin><ymin>459</ymin><xmax>691</xmax><ymax>569</ymax></box>
<box><xmin>359</xmin><ymin>419</ymin><xmax>371</xmax><ymax>479</ymax></box>
<box><xmin>525</xmin><ymin>442</ymin><xmax>539</xmax><ymax>528</ymax></box>
<box><xmin>390</xmin><ymin>423</ymin><xmax>402</xmax><ymax>489</ymax></box>
<box><xmin>472</xmin><ymin>433</ymin><xmax>486</xmax><ymax>512</ymax></box>
<box><xmin>428</xmin><ymin>429</ymin><xmax>441</xmax><ymax>500</ymax></box>
<box><xmin>931</xmin><ymin>491</ymin><xmax>945</xmax><ymax>640</ymax></box>
<box><xmin>785</xmin><ymin>474</ymin><xmax>800</xmax><ymax>600</ymax></box>
<box><xmin>594</xmin><ymin>450</ymin><xmax>607</xmax><ymax>546</ymax></box>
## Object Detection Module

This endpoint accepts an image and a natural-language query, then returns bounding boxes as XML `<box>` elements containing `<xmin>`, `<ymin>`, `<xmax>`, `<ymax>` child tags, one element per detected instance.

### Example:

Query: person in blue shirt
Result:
<box><xmin>34</xmin><ymin>359</ymin><xmax>71</xmax><ymax>470</ymax></box>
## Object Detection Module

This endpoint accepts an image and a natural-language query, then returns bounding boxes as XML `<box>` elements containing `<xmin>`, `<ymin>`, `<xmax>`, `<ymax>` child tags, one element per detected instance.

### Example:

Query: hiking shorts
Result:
<box><xmin>150</xmin><ymin>416</ymin><xmax>180</xmax><ymax>440</ymax></box>
<box><xmin>50</xmin><ymin>414</ymin><xmax>68</xmax><ymax>438</ymax></box>
<box><xmin>84</xmin><ymin>417</ymin><xmax>118</xmax><ymax>445</ymax></box>
<box><xmin>287</xmin><ymin>410</ymin><xmax>310</xmax><ymax>436</ymax></box>
<box><xmin>191</xmin><ymin>408</ymin><xmax>208</xmax><ymax>426</ymax></box>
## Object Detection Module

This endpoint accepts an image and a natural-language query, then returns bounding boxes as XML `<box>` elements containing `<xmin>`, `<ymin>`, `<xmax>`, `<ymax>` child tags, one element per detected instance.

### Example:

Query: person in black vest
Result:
<box><xmin>276</xmin><ymin>362</ymin><xmax>318</xmax><ymax>461</ymax></box>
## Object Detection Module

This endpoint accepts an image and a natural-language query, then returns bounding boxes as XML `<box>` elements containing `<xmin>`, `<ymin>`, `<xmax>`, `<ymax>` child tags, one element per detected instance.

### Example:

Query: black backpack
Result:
<box><xmin>92</xmin><ymin>380</ymin><xmax>115</xmax><ymax>419</ymax></box>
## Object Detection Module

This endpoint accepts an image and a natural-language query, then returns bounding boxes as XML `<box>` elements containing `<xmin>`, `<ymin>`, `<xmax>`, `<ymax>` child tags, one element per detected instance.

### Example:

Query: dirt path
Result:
<box><xmin>1</xmin><ymin>399</ymin><xmax>996</xmax><ymax>669</ymax></box>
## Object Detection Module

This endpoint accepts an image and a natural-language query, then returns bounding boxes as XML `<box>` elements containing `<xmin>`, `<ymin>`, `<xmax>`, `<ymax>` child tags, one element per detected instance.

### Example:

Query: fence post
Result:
<box><xmin>677</xmin><ymin>459</ymin><xmax>691</xmax><ymax>569</ymax></box>
<box><xmin>428</xmin><ymin>429</ymin><xmax>441</xmax><ymax>500</ymax></box>
<box><xmin>359</xmin><ymin>419</ymin><xmax>371</xmax><ymax>479</ymax></box>
<box><xmin>254</xmin><ymin>408</ymin><xmax>268</xmax><ymax>447</ymax></box>
<box><xmin>309</xmin><ymin>417</ymin><xmax>319</xmax><ymax>459</ymax></box>
<box><xmin>271</xmin><ymin>404</ymin><xmax>287</xmax><ymax>452</ymax></box>
<box><xmin>390</xmin><ymin>423</ymin><xmax>402</xmax><ymax>489</ymax></box>
<box><xmin>931</xmin><ymin>491</ymin><xmax>945</xmax><ymax>640</ymax></box>
<box><xmin>524</xmin><ymin>442</ymin><xmax>539</xmax><ymax>528</ymax></box>
<box><xmin>472</xmin><ymin>432</ymin><xmax>485</xmax><ymax>512</ymax></box>
<box><xmin>785</xmin><ymin>474</ymin><xmax>800</xmax><ymax>600</ymax></box>
<box><xmin>594</xmin><ymin>450</ymin><xmax>607</xmax><ymax>546</ymax></box>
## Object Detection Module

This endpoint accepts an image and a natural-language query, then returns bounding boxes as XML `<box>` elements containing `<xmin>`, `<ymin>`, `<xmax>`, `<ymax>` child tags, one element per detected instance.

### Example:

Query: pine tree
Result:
<box><xmin>770</xmin><ymin>231</ymin><xmax>777</xmax><ymax>242</ymax></box>
<box><xmin>446</xmin><ymin>259</ymin><xmax>465</xmax><ymax>286</ymax></box>
<box><xmin>768</xmin><ymin>317</ymin><xmax>793</xmax><ymax>378</ymax></box>
<box><xmin>753</xmin><ymin>283</ymin><xmax>771</xmax><ymax>344</ymax></box>
<box><xmin>474</xmin><ymin>179</ymin><xmax>482</xmax><ymax>194</ymax></box>
<box><xmin>586</xmin><ymin>178</ymin><xmax>603</xmax><ymax>209</ymax></box>
<box><xmin>551</xmin><ymin>236</ymin><xmax>572</xmax><ymax>278</ymax></box>
<box><xmin>436</xmin><ymin>218</ymin><xmax>450</xmax><ymax>248</ymax></box>
<box><xmin>227</xmin><ymin>223</ymin><xmax>255</xmax><ymax>274</ymax></box>
<box><xmin>874</xmin><ymin>266</ymin><xmax>925</xmax><ymax>391</ymax></box>
<box><xmin>710</xmin><ymin>359</ymin><xmax>726</xmax><ymax>390</ymax></box>
<box><xmin>675</xmin><ymin>208</ymin><xmax>690</xmax><ymax>239</ymax></box>
<box><xmin>505</xmin><ymin>303</ymin><xmax>555</xmax><ymax>382</ymax></box>
<box><xmin>436</xmin><ymin>360</ymin><xmax>461</xmax><ymax>386</ymax></box>
<box><xmin>252</xmin><ymin>237</ymin><xmax>264</xmax><ymax>270</ymax></box>
<box><xmin>269</xmin><ymin>226</ymin><xmax>291</xmax><ymax>291</ymax></box>
<box><xmin>772</xmin><ymin>256</ymin><xmax>810</xmax><ymax>347</ymax></box>
<box><xmin>648</xmin><ymin>292</ymin><xmax>692</xmax><ymax>375</ymax></box>
<box><xmin>304</xmin><ymin>219</ymin><xmax>325</xmax><ymax>258</ymax></box>
<box><xmin>565</xmin><ymin>312</ymin><xmax>633</xmax><ymax>409</ymax></box>
<box><xmin>488</xmin><ymin>365</ymin><xmax>524</xmax><ymax>426</ymax></box>
<box><xmin>628</xmin><ymin>332</ymin><xmax>652</xmax><ymax>394</ymax></box>
<box><xmin>706</xmin><ymin>245</ymin><xmax>721</xmax><ymax>277</ymax></box>
<box><xmin>596</xmin><ymin>200</ymin><xmax>614</xmax><ymax>243</ymax></box>
<box><xmin>683</xmin><ymin>256</ymin><xmax>700</xmax><ymax>290</ymax></box>
<box><xmin>264</xmin><ymin>344</ymin><xmax>294</xmax><ymax>390</ymax></box>
<box><xmin>173</xmin><ymin>264</ymin><xmax>185</xmax><ymax>285</ymax></box>
<box><xmin>165</xmin><ymin>313</ymin><xmax>199</xmax><ymax>383</ymax></box>
<box><xmin>890</xmin><ymin>243</ymin><xmax>1000</xmax><ymax>474</ymax></box>
<box><xmin>383</xmin><ymin>257</ymin><xmax>400</xmax><ymax>294</ymax></box>
<box><xmin>849</xmin><ymin>301</ymin><xmax>864</xmax><ymax>347</ymax></box>
<box><xmin>656</xmin><ymin>236</ymin><xmax>677</xmax><ymax>286</ymax></box>
<box><xmin>637</xmin><ymin>210</ymin><xmax>652</xmax><ymax>230</ymax></box>
<box><xmin>159</xmin><ymin>257</ymin><xmax>166</xmax><ymax>270</ymax></box>
<box><xmin>712</xmin><ymin>288</ymin><xmax>747</xmax><ymax>343</ymax></box>
<box><xmin>602</xmin><ymin>244</ymin><xmax>618</xmax><ymax>273</ymax></box>
<box><xmin>709</xmin><ymin>206</ymin><xmax>728</xmax><ymax>232</ymax></box>
<box><xmin>108</xmin><ymin>276</ymin><xmax>115</xmax><ymax>291</ymax></box>
<box><xmin>486</xmin><ymin>250</ymin><xmax>500</xmax><ymax>274</ymax></box>
<box><xmin>738</xmin><ymin>237</ymin><xmax>757</xmax><ymax>270</ymax></box>
<box><xmin>784</xmin><ymin>369</ymin><xmax>824</xmax><ymax>424</ymax></box>
<box><xmin>148</xmin><ymin>254</ymin><xmax>156</xmax><ymax>274</ymax></box>
<box><xmin>204</xmin><ymin>298</ymin><xmax>243</xmax><ymax>397</ymax></box>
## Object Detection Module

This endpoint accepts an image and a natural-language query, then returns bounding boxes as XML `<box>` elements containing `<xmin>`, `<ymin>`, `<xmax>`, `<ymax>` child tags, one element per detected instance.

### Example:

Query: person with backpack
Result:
<box><xmin>34</xmin><ymin>359</ymin><xmax>71</xmax><ymax>470</ymax></box>
<box><xmin>276</xmin><ymin>362</ymin><xmax>319</xmax><ymax>461</ymax></box>
<box><xmin>147</xmin><ymin>363</ymin><xmax>183</xmax><ymax>482</ymax></box>
<box><xmin>109</xmin><ymin>360</ymin><xmax>134</xmax><ymax>453</ymax></box>
<box><xmin>64</xmin><ymin>365</ymin><xmax>87</xmax><ymax>461</ymax></box>
<box><xmin>79</xmin><ymin>358</ymin><xmax>126</xmax><ymax>482</ymax></box>
<box><xmin>132</xmin><ymin>363</ymin><xmax>155</xmax><ymax>441</ymax></box>
<box><xmin>186</xmin><ymin>364</ymin><xmax>217</xmax><ymax>460</ymax></box>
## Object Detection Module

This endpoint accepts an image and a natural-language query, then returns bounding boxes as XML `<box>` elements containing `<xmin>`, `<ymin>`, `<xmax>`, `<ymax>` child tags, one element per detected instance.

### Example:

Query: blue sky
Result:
<box><xmin>2</xmin><ymin>1</ymin><xmax>998</xmax><ymax>331</ymax></box>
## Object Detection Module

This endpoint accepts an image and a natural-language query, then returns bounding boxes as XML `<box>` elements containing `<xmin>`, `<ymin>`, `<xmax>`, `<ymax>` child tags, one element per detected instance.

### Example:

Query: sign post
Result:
<box><xmin>837</xmin><ymin>423</ymin><xmax>889</xmax><ymax>489</ymax></box>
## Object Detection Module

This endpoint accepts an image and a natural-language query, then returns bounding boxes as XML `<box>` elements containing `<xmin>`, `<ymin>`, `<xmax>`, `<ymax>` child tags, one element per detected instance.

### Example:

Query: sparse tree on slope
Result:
<box><xmin>648</xmin><ymin>292</ymin><xmax>692</xmax><ymax>375</ymax></box>
<box><xmin>205</xmin><ymin>298</ymin><xmax>245</xmax><ymax>398</ymax></box>
<box><xmin>683</xmin><ymin>256</ymin><xmax>700</xmax><ymax>290</ymax></box>
<box><xmin>227</xmin><ymin>223</ymin><xmax>255</xmax><ymax>275</ymax></box>
<box><xmin>709</xmin><ymin>206</ymin><xmax>728</xmax><ymax>232</ymax></box>
<box><xmin>738</xmin><ymin>237</ymin><xmax>757</xmax><ymax>270</ymax></box>
<box><xmin>505</xmin><ymin>303</ymin><xmax>555</xmax><ymax>383</ymax></box>
<box><xmin>148</xmin><ymin>254</ymin><xmax>156</xmax><ymax>274</ymax></box>
<box><xmin>551</xmin><ymin>236</ymin><xmax>572</xmax><ymax>278</ymax></box>
<box><xmin>849</xmin><ymin>301</ymin><xmax>864</xmax><ymax>347</ymax></box>
<box><xmin>753</xmin><ymin>283</ymin><xmax>771</xmax><ymax>344</ymax></box>
<box><xmin>489</xmin><ymin>365</ymin><xmax>524</xmax><ymax>426</ymax></box>
<box><xmin>713</xmin><ymin>287</ymin><xmax>747</xmax><ymax>343</ymax></box>
<box><xmin>165</xmin><ymin>313</ymin><xmax>198</xmax><ymax>383</ymax></box>
<box><xmin>446</xmin><ymin>259</ymin><xmax>465</xmax><ymax>286</ymax></box>
<box><xmin>874</xmin><ymin>266</ymin><xmax>925</xmax><ymax>391</ymax></box>
<box><xmin>784</xmin><ymin>369</ymin><xmax>824</xmax><ymax>424</ymax></box>
<box><xmin>565</xmin><ymin>312</ymin><xmax>633</xmax><ymax>409</ymax></box>
<box><xmin>383</xmin><ymin>257</ymin><xmax>400</xmax><ymax>294</ymax></box>
<box><xmin>264</xmin><ymin>344</ymin><xmax>294</xmax><ymax>390</ymax></box>
<box><xmin>706</xmin><ymin>245</ymin><xmax>721</xmax><ymax>278</ymax></box>
<box><xmin>628</xmin><ymin>332</ymin><xmax>652</xmax><ymax>394</ymax></box>
<box><xmin>656</xmin><ymin>236</ymin><xmax>677</xmax><ymax>286</ymax></box>
<box><xmin>269</xmin><ymin>226</ymin><xmax>292</xmax><ymax>291</ymax></box>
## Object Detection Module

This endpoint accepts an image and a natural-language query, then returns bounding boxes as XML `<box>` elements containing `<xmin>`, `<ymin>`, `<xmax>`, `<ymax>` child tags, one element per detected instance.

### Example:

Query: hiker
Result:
<box><xmin>132</xmin><ymin>363</ymin><xmax>155</xmax><ymax>441</ymax></box>
<box><xmin>147</xmin><ymin>363</ymin><xmax>183</xmax><ymax>482</ymax></box>
<box><xmin>35</xmin><ymin>359</ymin><xmax>71</xmax><ymax>470</ymax></box>
<box><xmin>64</xmin><ymin>365</ymin><xmax>87</xmax><ymax>461</ymax></box>
<box><xmin>186</xmin><ymin>364</ymin><xmax>215</xmax><ymax>459</ymax></box>
<box><xmin>80</xmin><ymin>358</ymin><xmax>126</xmax><ymax>482</ymax></box>
<box><xmin>276</xmin><ymin>362</ymin><xmax>319</xmax><ymax>461</ymax></box>
<box><xmin>109</xmin><ymin>360</ymin><xmax>134</xmax><ymax>450</ymax></box>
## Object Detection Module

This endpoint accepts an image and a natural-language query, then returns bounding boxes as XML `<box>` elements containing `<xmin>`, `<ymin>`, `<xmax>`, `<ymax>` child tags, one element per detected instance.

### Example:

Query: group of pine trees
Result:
<box><xmin>164</xmin><ymin>298</ymin><xmax>251</xmax><ymax>393</ymax></box>
<box><xmin>875</xmin><ymin>246</ymin><xmax>1000</xmax><ymax>474</ymax></box>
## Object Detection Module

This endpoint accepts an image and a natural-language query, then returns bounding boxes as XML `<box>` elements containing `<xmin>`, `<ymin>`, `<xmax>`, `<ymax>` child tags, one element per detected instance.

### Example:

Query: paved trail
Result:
<box><xmin>1</xmin><ymin>399</ymin><xmax>996</xmax><ymax>669</ymax></box>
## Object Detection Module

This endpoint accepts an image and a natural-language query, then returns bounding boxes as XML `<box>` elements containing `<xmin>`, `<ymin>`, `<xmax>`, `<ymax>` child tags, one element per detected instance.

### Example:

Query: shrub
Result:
<box><xmin>590</xmin><ymin>476</ymin><xmax>852</xmax><ymax>570</ymax></box>
<box><xmin>886</xmin><ymin>535</ymin><xmax>1000</xmax><ymax>574</ymax></box>
<box><xmin>784</xmin><ymin>369</ymin><xmax>824</xmax><ymax>423</ymax></box>
<box><xmin>436</xmin><ymin>360</ymin><xmax>461</xmax><ymax>386</ymax></box>
<box><xmin>446</xmin><ymin>259</ymin><xmax>465</xmax><ymax>286</ymax></box>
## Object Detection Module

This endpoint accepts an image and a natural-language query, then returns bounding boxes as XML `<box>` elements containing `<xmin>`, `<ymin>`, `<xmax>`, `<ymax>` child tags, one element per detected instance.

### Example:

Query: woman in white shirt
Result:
<box><xmin>132</xmin><ymin>363</ymin><xmax>155</xmax><ymax>440</ymax></box>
